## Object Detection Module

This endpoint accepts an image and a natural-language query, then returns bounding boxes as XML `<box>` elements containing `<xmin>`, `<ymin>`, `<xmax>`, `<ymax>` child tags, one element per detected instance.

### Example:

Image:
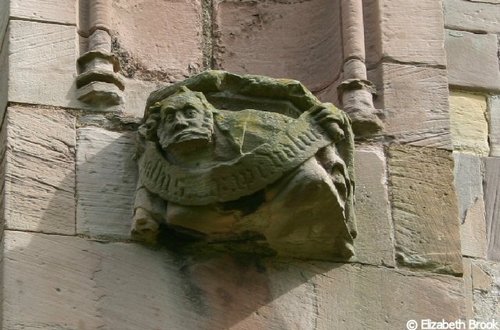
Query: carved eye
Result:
<box><xmin>185</xmin><ymin>109</ymin><xmax>197</xmax><ymax>118</ymax></box>
<box><xmin>165</xmin><ymin>113</ymin><xmax>175</xmax><ymax>123</ymax></box>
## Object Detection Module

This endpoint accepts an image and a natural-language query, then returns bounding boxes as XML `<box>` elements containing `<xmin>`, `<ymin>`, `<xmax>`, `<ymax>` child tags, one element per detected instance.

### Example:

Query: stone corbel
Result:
<box><xmin>339</xmin><ymin>0</ymin><xmax>383</xmax><ymax>137</ymax></box>
<box><xmin>77</xmin><ymin>0</ymin><xmax>124</xmax><ymax>109</ymax></box>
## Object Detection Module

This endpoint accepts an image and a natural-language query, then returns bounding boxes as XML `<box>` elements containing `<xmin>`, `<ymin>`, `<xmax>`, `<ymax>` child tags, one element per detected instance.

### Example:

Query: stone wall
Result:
<box><xmin>444</xmin><ymin>0</ymin><xmax>500</xmax><ymax>322</ymax></box>
<box><xmin>0</xmin><ymin>0</ymin><xmax>497</xmax><ymax>329</ymax></box>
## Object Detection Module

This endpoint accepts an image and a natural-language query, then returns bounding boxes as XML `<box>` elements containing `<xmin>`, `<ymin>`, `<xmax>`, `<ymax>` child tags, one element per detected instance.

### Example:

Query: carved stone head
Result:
<box><xmin>155</xmin><ymin>87</ymin><xmax>215</xmax><ymax>158</ymax></box>
<box><xmin>133</xmin><ymin>71</ymin><xmax>357</xmax><ymax>261</ymax></box>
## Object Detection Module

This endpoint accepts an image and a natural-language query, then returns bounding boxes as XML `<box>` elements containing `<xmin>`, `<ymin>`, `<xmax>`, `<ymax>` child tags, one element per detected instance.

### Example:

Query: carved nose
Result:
<box><xmin>174</xmin><ymin>119</ymin><xmax>188</xmax><ymax>131</ymax></box>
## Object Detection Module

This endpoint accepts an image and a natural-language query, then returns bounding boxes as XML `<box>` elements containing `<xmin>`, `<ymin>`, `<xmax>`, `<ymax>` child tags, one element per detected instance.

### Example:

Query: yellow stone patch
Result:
<box><xmin>449</xmin><ymin>91</ymin><xmax>489</xmax><ymax>155</ymax></box>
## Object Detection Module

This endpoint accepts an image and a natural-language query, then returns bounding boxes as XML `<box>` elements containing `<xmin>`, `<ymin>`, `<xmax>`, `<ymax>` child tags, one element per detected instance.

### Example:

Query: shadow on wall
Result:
<box><xmin>2</xmin><ymin>123</ymin><xmax>341</xmax><ymax>330</ymax></box>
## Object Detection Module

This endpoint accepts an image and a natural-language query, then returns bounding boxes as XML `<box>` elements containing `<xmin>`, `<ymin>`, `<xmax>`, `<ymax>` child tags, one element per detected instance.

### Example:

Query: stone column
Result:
<box><xmin>76</xmin><ymin>0</ymin><xmax>124</xmax><ymax>109</ymax></box>
<box><xmin>339</xmin><ymin>0</ymin><xmax>383</xmax><ymax>136</ymax></box>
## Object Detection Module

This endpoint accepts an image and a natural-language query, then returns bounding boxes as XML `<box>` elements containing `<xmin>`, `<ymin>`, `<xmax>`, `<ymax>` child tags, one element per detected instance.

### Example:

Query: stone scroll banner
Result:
<box><xmin>132</xmin><ymin>71</ymin><xmax>356</xmax><ymax>260</ymax></box>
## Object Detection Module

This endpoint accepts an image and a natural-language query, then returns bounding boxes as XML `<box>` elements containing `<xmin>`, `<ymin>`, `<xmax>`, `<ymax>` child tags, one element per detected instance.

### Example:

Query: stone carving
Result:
<box><xmin>132</xmin><ymin>71</ymin><xmax>356</xmax><ymax>260</ymax></box>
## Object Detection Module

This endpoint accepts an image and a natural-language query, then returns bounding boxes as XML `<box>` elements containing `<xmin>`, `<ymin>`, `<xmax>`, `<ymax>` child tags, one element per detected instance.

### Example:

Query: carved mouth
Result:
<box><xmin>172</xmin><ymin>129</ymin><xmax>211</xmax><ymax>142</ymax></box>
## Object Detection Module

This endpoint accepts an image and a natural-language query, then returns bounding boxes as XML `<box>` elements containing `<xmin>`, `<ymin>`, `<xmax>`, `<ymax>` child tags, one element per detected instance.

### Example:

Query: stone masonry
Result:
<box><xmin>0</xmin><ymin>0</ymin><xmax>498</xmax><ymax>329</ymax></box>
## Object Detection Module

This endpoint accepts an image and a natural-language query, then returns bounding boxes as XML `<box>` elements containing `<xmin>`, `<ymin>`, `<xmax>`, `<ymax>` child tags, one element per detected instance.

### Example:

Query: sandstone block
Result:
<box><xmin>483</xmin><ymin>157</ymin><xmax>500</xmax><ymax>261</ymax></box>
<box><xmin>111</xmin><ymin>0</ymin><xmax>203</xmax><ymax>82</ymax></box>
<box><xmin>76</xmin><ymin>127</ymin><xmax>137</xmax><ymax>239</ymax></box>
<box><xmin>454</xmin><ymin>153</ymin><xmax>487</xmax><ymax>258</ymax></box>
<box><xmin>122</xmin><ymin>78</ymin><xmax>161</xmax><ymax>118</ymax></box>
<box><xmin>363</xmin><ymin>0</ymin><xmax>382</xmax><ymax>68</ymax></box>
<box><xmin>2</xmin><ymin>231</ymin><xmax>205</xmax><ymax>330</ymax></box>
<box><xmin>489</xmin><ymin>96</ymin><xmax>500</xmax><ymax>157</ymax></box>
<box><xmin>376</xmin><ymin>0</ymin><xmax>446</xmax><ymax>66</ymax></box>
<box><xmin>0</xmin><ymin>0</ymin><xmax>9</xmax><ymax>44</ymax></box>
<box><xmin>463</xmin><ymin>258</ymin><xmax>474</xmax><ymax>319</ymax></box>
<box><xmin>444</xmin><ymin>0</ymin><xmax>500</xmax><ymax>33</ymax></box>
<box><xmin>2</xmin><ymin>229</ymin><xmax>467</xmax><ymax>329</ymax></box>
<box><xmin>8</xmin><ymin>20</ymin><xmax>80</xmax><ymax>108</ymax></box>
<box><xmin>4</xmin><ymin>106</ymin><xmax>76</xmax><ymax>234</ymax></box>
<box><xmin>388</xmin><ymin>145</ymin><xmax>462</xmax><ymax>274</ymax></box>
<box><xmin>213</xmin><ymin>0</ymin><xmax>343</xmax><ymax>92</ymax></box>
<box><xmin>446</xmin><ymin>31</ymin><xmax>500</xmax><ymax>91</ymax></box>
<box><xmin>353</xmin><ymin>147</ymin><xmax>395</xmax><ymax>266</ymax></box>
<box><xmin>375</xmin><ymin>63</ymin><xmax>451</xmax><ymax>148</ymax></box>
<box><xmin>0</xmin><ymin>33</ymin><xmax>8</xmax><ymax>118</ymax></box>
<box><xmin>470</xmin><ymin>260</ymin><xmax>500</xmax><ymax>322</ymax></box>
<box><xmin>10</xmin><ymin>0</ymin><xmax>76</xmax><ymax>25</ymax></box>
<box><xmin>312</xmin><ymin>262</ymin><xmax>465</xmax><ymax>329</ymax></box>
<box><xmin>449</xmin><ymin>92</ymin><xmax>489</xmax><ymax>155</ymax></box>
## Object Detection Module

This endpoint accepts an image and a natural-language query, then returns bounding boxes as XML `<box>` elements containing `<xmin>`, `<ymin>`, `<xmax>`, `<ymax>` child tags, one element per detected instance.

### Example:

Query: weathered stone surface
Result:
<box><xmin>8</xmin><ymin>20</ymin><xmax>80</xmax><ymax>108</ymax></box>
<box><xmin>4</xmin><ymin>106</ymin><xmax>76</xmax><ymax>234</ymax></box>
<box><xmin>0</xmin><ymin>0</ymin><xmax>9</xmax><ymax>45</ymax></box>
<box><xmin>10</xmin><ymin>0</ymin><xmax>76</xmax><ymax>25</ymax></box>
<box><xmin>0</xmin><ymin>31</ymin><xmax>8</xmax><ymax>119</ymax></box>
<box><xmin>76</xmin><ymin>127</ymin><xmax>137</xmax><ymax>239</ymax></box>
<box><xmin>446</xmin><ymin>31</ymin><xmax>500</xmax><ymax>91</ymax></box>
<box><xmin>353</xmin><ymin>147</ymin><xmax>395</xmax><ymax>266</ymax></box>
<box><xmin>388</xmin><ymin>145</ymin><xmax>462</xmax><ymax>273</ymax></box>
<box><xmin>454</xmin><ymin>153</ymin><xmax>487</xmax><ymax>258</ymax></box>
<box><xmin>484</xmin><ymin>157</ymin><xmax>500</xmax><ymax>261</ymax></box>
<box><xmin>363</xmin><ymin>0</ymin><xmax>382</xmax><ymax>68</ymax></box>
<box><xmin>463</xmin><ymin>258</ymin><xmax>474</xmax><ymax>319</ymax></box>
<box><xmin>111</xmin><ymin>0</ymin><xmax>203</xmax><ymax>82</ymax></box>
<box><xmin>376</xmin><ymin>0</ymin><xmax>446</xmax><ymax>66</ymax></box>
<box><xmin>449</xmin><ymin>92</ymin><xmax>489</xmax><ymax>156</ymax></box>
<box><xmin>2</xmin><ymin>230</ymin><xmax>205</xmax><ymax>330</ymax></box>
<box><xmin>135</xmin><ymin>71</ymin><xmax>355</xmax><ymax>260</ymax></box>
<box><xmin>122</xmin><ymin>78</ymin><xmax>161</xmax><ymax>118</ymax></box>
<box><xmin>375</xmin><ymin>63</ymin><xmax>451</xmax><ymax>148</ymax></box>
<box><xmin>489</xmin><ymin>96</ymin><xmax>500</xmax><ymax>157</ymax></box>
<box><xmin>2</xmin><ymin>230</ymin><xmax>467</xmax><ymax>329</ymax></box>
<box><xmin>444</xmin><ymin>0</ymin><xmax>500</xmax><ymax>33</ymax></box>
<box><xmin>213</xmin><ymin>0</ymin><xmax>343</xmax><ymax>92</ymax></box>
<box><xmin>0</xmin><ymin>111</ymin><xmax>7</xmax><ymax>231</ymax></box>
<box><xmin>312</xmin><ymin>262</ymin><xmax>466</xmax><ymax>329</ymax></box>
<box><xmin>470</xmin><ymin>260</ymin><xmax>500</xmax><ymax>322</ymax></box>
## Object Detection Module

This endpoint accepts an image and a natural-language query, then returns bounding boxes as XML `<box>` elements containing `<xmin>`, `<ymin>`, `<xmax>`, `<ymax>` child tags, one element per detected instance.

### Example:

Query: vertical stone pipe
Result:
<box><xmin>339</xmin><ymin>0</ymin><xmax>383</xmax><ymax>136</ymax></box>
<box><xmin>76</xmin><ymin>0</ymin><xmax>124</xmax><ymax>109</ymax></box>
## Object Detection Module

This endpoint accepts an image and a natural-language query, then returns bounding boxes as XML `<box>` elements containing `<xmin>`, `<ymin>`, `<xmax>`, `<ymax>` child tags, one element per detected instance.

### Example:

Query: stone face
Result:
<box><xmin>4</xmin><ymin>106</ymin><xmax>76</xmax><ymax>234</ymax></box>
<box><xmin>111</xmin><ymin>0</ymin><xmax>203</xmax><ymax>82</ymax></box>
<box><xmin>353</xmin><ymin>147</ymin><xmax>395</xmax><ymax>266</ymax></box>
<box><xmin>444</xmin><ymin>0</ymin><xmax>500</xmax><ymax>33</ymax></box>
<box><xmin>454</xmin><ymin>153</ymin><xmax>487</xmax><ymax>258</ymax></box>
<box><xmin>213</xmin><ymin>0</ymin><xmax>343</xmax><ymax>92</ymax></box>
<box><xmin>388</xmin><ymin>145</ymin><xmax>462</xmax><ymax>274</ymax></box>
<box><xmin>483</xmin><ymin>157</ymin><xmax>500</xmax><ymax>261</ymax></box>
<box><xmin>489</xmin><ymin>96</ymin><xmax>500</xmax><ymax>157</ymax></box>
<box><xmin>446</xmin><ymin>31</ymin><xmax>500</xmax><ymax>91</ymax></box>
<box><xmin>377</xmin><ymin>0</ymin><xmax>446</xmax><ymax>66</ymax></box>
<box><xmin>134</xmin><ymin>71</ymin><xmax>356</xmax><ymax>260</ymax></box>
<box><xmin>10</xmin><ymin>0</ymin><xmax>76</xmax><ymax>25</ymax></box>
<box><xmin>375</xmin><ymin>63</ymin><xmax>451</xmax><ymax>148</ymax></box>
<box><xmin>8</xmin><ymin>20</ymin><xmax>80</xmax><ymax>108</ymax></box>
<box><xmin>449</xmin><ymin>92</ymin><xmax>489</xmax><ymax>156</ymax></box>
<box><xmin>313</xmin><ymin>262</ymin><xmax>466</xmax><ymax>329</ymax></box>
<box><xmin>76</xmin><ymin>127</ymin><xmax>137</xmax><ymax>239</ymax></box>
